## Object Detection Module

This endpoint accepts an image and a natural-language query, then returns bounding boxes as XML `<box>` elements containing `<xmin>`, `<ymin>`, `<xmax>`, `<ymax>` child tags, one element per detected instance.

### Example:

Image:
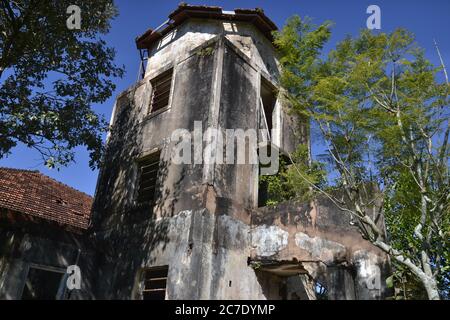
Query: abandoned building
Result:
<box><xmin>0</xmin><ymin>167</ymin><xmax>94</xmax><ymax>299</ymax></box>
<box><xmin>0</xmin><ymin>4</ymin><xmax>390</xmax><ymax>300</ymax></box>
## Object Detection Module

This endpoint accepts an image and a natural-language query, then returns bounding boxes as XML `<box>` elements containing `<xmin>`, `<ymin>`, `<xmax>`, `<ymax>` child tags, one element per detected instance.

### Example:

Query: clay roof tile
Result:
<box><xmin>0</xmin><ymin>167</ymin><xmax>92</xmax><ymax>230</ymax></box>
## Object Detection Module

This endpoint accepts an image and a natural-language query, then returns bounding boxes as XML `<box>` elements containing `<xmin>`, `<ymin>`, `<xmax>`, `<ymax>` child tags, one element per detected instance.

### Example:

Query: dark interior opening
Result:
<box><xmin>137</xmin><ymin>151</ymin><xmax>161</xmax><ymax>205</ymax></box>
<box><xmin>141</xmin><ymin>266</ymin><xmax>168</xmax><ymax>300</ymax></box>
<box><xmin>21</xmin><ymin>267</ymin><xmax>64</xmax><ymax>300</ymax></box>
<box><xmin>257</xmin><ymin>144</ymin><xmax>275</xmax><ymax>207</ymax></box>
<box><xmin>260</xmin><ymin>77</ymin><xmax>277</xmax><ymax>133</ymax></box>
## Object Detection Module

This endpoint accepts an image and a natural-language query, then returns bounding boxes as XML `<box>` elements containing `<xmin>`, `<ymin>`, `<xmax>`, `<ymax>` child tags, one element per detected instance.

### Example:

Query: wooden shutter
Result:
<box><xmin>150</xmin><ymin>69</ymin><xmax>173</xmax><ymax>113</ymax></box>
<box><xmin>137</xmin><ymin>152</ymin><xmax>160</xmax><ymax>204</ymax></box>
<box><xmin>141</xmin><ymin>266</ymin><xmax>168</xmax><ymax>300</ymax></box>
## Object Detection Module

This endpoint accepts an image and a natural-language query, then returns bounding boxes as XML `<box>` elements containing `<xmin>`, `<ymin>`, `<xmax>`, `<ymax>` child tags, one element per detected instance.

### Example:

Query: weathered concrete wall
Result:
<box><xmin>90</xmin><ymin>16</ymin><xmax>302</xmax><ymax>300</ymax></box>
<box><xmin>92</xmin><ymin>40</ymin><xmax>216</xmax><ymax>229</ymax></box>
<box><xmin>93</xmin><ymin>18</ymin><xmax>300</xmax><ymax>226</ymax></box>
<box><xmin>145</xmin><ymin>19</ymin><xmax>279</xmax><ymax>82</ymax></box>
<box><xmin>91</xmin><ymin>208</ymin><xmax>272</xmax><ymax>300</ymax></box>
<box><xmin>250</xmin><ymin>197</ymin><xmax>391</xmax><ymax>299</ymax></box>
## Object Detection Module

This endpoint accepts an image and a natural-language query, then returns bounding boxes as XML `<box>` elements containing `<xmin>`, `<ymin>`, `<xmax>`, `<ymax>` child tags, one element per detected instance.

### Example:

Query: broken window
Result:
<box><xmin>149</xmin><ymin>68</ymin><xmax>173</xmax><ymax>114</ymax></box>
<box><xmin>315</xmin><ymin>281</ymin><xmax>328</xmax><ymax>300</ymax></box>
<box><xmin>136</xmin><ymin>152</ymin><xmax>161</xmax><ymax>205</ymax></box>
<box><xmin>140</xmin><ymin>266</ymin><xmax>168</xmax><ymax>300</ymax></box>
<box><xmin>259</xmin><ymin>77</ymin><xmax>277</xmax><ymax>140</ymax></box>
<box><xmin>257</xmin><ymin>145</ymin><xmax>272</xmax><ymax>207</ymax></box>
<box><xmin>21</xmin><ymin>267</ymin><xmax>66</xmax><ymax>300</ymax></box>
<box><xmin>258</xmin><ymin>152</ymin><xmax>293</xmax><ymax>207</ymax></box>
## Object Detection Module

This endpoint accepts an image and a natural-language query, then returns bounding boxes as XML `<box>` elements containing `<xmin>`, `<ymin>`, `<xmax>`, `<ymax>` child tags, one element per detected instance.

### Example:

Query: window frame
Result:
<box><xmin>135</xmin><ymin>151</ymin><xmax>161</xmax><ymax>206</ymax></box>
<box><xmin>148</xmin><ymin>68</ymin><xmax>174</xmax><ymax>117</ymax></box>
<box><xmin>137</xmin><ymin>266</ymin><xmax>169</xmax><ymax>300</ymax></box>
<box><xmin>260</xmin><ymin>76</ymin><xmax>278</xmax><ymax>137</ymax></box>
<box><xmin>20</xmin><ymin>264</ymin><xmax>67</xmax><ymax>300</ymax></box>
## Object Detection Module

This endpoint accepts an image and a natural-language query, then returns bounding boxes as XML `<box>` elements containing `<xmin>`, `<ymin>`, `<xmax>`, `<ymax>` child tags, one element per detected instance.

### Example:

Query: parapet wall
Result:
<box><xmin>250</xmin><ymin>197</ymin><xmax>391</xmax><ymax>299</ymax></box>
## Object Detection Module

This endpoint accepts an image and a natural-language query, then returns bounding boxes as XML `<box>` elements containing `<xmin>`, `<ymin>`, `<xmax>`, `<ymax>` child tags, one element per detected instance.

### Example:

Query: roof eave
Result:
<box><xmin>136</xmin><ymin>5</ymin><xmax>278</xmax><ymax>50</ymax></box>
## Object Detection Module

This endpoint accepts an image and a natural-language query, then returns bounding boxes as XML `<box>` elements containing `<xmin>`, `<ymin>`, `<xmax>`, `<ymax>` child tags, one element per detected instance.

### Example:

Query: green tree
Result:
<box><xmin>0</xmin><ymin>0</ymin><xmax>124</xmax><ymax>168</ymax></box>
<box><xmin>274</xmin><ymin>16</ymin><xmax>449</xmax><ymax>300</ymax></box>
<box><xmin>259</xmin><ymin>145</ymin><xmax>326</xmax><ymax>206</ymax></box>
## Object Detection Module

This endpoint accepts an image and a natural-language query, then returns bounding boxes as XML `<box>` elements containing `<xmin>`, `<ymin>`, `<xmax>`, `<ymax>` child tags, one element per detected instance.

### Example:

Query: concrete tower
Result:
<box><xmin>91</xmin><ymin>5</ymin><xmax>390</xmax><ymax>300</ymax></box>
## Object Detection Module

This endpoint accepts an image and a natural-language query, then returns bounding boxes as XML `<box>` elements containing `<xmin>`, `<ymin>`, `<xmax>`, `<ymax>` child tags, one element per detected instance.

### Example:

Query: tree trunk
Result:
<box><xmin>422</xmin><ymin>276</ymin><xmax>440</xmax><ymax>300</ymax></box>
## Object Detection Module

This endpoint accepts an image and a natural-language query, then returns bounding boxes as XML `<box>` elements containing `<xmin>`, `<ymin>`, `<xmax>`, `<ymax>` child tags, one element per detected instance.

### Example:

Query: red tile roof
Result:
<box><xmin>136</xmin><ymin>4</ymin><xmax>278</xmax><ymax>49</ymax></box>
<box><xmin>0</xmin><ymin>167</ymin><xmax>92</xmax><ymax>230</ymax></box>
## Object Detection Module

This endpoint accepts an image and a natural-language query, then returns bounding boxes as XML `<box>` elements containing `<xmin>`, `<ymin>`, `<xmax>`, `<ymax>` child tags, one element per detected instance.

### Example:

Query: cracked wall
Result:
<box><xmin>251</xmin><ymin>197</ymin><xmax>391</xmax><ymax>299</ymax></box>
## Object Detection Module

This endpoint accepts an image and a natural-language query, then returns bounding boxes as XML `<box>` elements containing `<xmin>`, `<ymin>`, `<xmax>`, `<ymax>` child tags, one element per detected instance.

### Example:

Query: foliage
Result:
<box><xmin>0</xmin><ymin>0</ymin><xmax>124</xmax><ymax>168</ymax></box>
<box><xmin>385</xmin><ymin>168</ymin><xmax>450</xmax><ymax>299</ymax></box>
<box><xmin>274</xmin><ymin>16</ymin><xmax>449</xmax><ymax>299</ymax></box>
<box><xmin>273</xmin><ymin>16</ymin><xmax>332</xmax><ymax>117</ymax></box>
<box><xmin>259</xmin><ymin>145</ymin><xmax>325</xmax><ymax>206</ymax></box>
<box><xmin>387</xmin><ymin>262</ymin><xmax>429</xmax><ymax>300</ymax></box>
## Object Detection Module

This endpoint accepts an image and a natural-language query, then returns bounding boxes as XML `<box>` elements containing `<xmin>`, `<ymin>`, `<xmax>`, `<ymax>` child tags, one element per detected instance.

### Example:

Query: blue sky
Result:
<box><xmin>1</xmin><ymin>0</ymin><xmax>449</xmax><ymax>195</ymax></box>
